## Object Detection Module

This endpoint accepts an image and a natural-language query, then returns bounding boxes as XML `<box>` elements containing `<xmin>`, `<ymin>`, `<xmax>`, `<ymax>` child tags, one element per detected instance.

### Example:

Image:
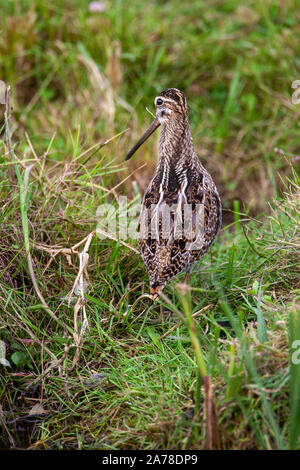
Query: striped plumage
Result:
<box><xmin>126</xmin><ymin>88</ymin><xmax>222</xmax><ymax>298</ymax></box>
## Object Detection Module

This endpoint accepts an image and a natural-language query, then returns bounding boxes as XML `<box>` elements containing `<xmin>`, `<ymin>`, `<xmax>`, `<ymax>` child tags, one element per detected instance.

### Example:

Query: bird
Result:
<box><xmin>125</xmin><ymin>88</ymin><xmax>222</xmax><ymax>299</ymax></box>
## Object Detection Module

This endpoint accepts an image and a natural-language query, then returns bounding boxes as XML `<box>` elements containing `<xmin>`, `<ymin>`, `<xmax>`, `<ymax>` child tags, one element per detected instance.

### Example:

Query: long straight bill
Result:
<box><xmin>125</xmin><ymin>117</ymin><xmax>160</xmax><ymax>160</ymax></box>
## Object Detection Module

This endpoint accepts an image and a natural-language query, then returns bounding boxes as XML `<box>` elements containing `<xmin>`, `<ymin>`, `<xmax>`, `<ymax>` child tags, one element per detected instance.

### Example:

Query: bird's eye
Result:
<box><xmin>156</xmin><ymin>98</ymin><xmax>163</xmax><ymax>106</ymax></box>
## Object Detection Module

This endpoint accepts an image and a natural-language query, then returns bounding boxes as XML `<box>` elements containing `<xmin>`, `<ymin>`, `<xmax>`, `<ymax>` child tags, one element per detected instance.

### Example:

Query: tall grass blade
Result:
<box><xmin>289</xmin><ymin>305</ymin><xmax>300</xmax><ymax>449</ymax></box>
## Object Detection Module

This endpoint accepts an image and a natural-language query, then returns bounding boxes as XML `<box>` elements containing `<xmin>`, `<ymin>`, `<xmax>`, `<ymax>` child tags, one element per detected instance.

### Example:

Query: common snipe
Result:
<box><xmin>126</xmin><ymin>88</ymin><xmax>222</xmax><ymax>298</ymax></box>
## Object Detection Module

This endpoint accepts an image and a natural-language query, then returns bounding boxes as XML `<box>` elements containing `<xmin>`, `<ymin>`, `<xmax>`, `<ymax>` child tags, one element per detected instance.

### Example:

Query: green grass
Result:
<box><xmin>0</xmin><ymin>0</ymin><xmax>300</xmax><ymax>450</ymax></box>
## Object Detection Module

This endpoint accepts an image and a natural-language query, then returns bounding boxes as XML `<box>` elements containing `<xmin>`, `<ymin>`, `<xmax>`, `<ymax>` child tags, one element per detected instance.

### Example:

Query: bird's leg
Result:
<box><xmin>184</xmin><ymin>264</ymin><xmax>193</xmax><ymax>286</ymax></box>
<box><xmin>160</xmin><ymin>303</ymin><xmax>164</xmax><ymax>324</ymax></box>
<box><xmin>184</xmin><ymin>271</ymin><xmax>191</xmax><ymax>285</ymax></box>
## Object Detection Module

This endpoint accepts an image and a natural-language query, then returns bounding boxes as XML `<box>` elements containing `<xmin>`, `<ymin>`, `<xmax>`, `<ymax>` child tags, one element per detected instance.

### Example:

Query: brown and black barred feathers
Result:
<box><xmin>126</xmin><ymin>88</ymin><xmax>222</xmax><ymax>298</ymax></box>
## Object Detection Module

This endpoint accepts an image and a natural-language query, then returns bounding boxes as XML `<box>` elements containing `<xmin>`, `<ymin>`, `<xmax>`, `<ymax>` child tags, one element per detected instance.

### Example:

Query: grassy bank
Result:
<box><xmin>0</xmin><ymin>0</ymin><xmax>300</xmax><ymax>449</ymax></box>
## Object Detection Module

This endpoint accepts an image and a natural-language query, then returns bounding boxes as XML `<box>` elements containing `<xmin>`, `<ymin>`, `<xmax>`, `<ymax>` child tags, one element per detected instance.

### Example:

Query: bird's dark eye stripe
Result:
<box><xmin>156</xmin><ymin>98</ymin><xmax>163</xmax><ymax>105</ymax></box>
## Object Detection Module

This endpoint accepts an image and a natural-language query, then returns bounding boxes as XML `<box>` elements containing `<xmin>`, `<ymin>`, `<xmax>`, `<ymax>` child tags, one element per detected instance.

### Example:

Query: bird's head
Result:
<box><xmin>154</xmin><ymin>88</ymin><xmax>187</xmax><ymax>125</ymax></box>
<box><xmin>125</xmin><ymin>88</ymin><xmax>187</xmax><ymax>161</ymax></box>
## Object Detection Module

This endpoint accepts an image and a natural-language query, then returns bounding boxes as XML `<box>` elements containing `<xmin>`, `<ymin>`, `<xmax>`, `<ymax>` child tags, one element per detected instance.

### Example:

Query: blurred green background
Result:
<box><xmin>1</xmin><ymin>0</ymin><xmax>300</xmax><ymax>212</ymax></box>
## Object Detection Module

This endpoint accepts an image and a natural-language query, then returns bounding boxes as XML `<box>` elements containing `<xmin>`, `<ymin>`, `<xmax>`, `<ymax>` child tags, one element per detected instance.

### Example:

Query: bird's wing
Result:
<box><xmin>185</xmin><ymin>171</ymin><xmax>222</xmax><ymax>263</ymax></box>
